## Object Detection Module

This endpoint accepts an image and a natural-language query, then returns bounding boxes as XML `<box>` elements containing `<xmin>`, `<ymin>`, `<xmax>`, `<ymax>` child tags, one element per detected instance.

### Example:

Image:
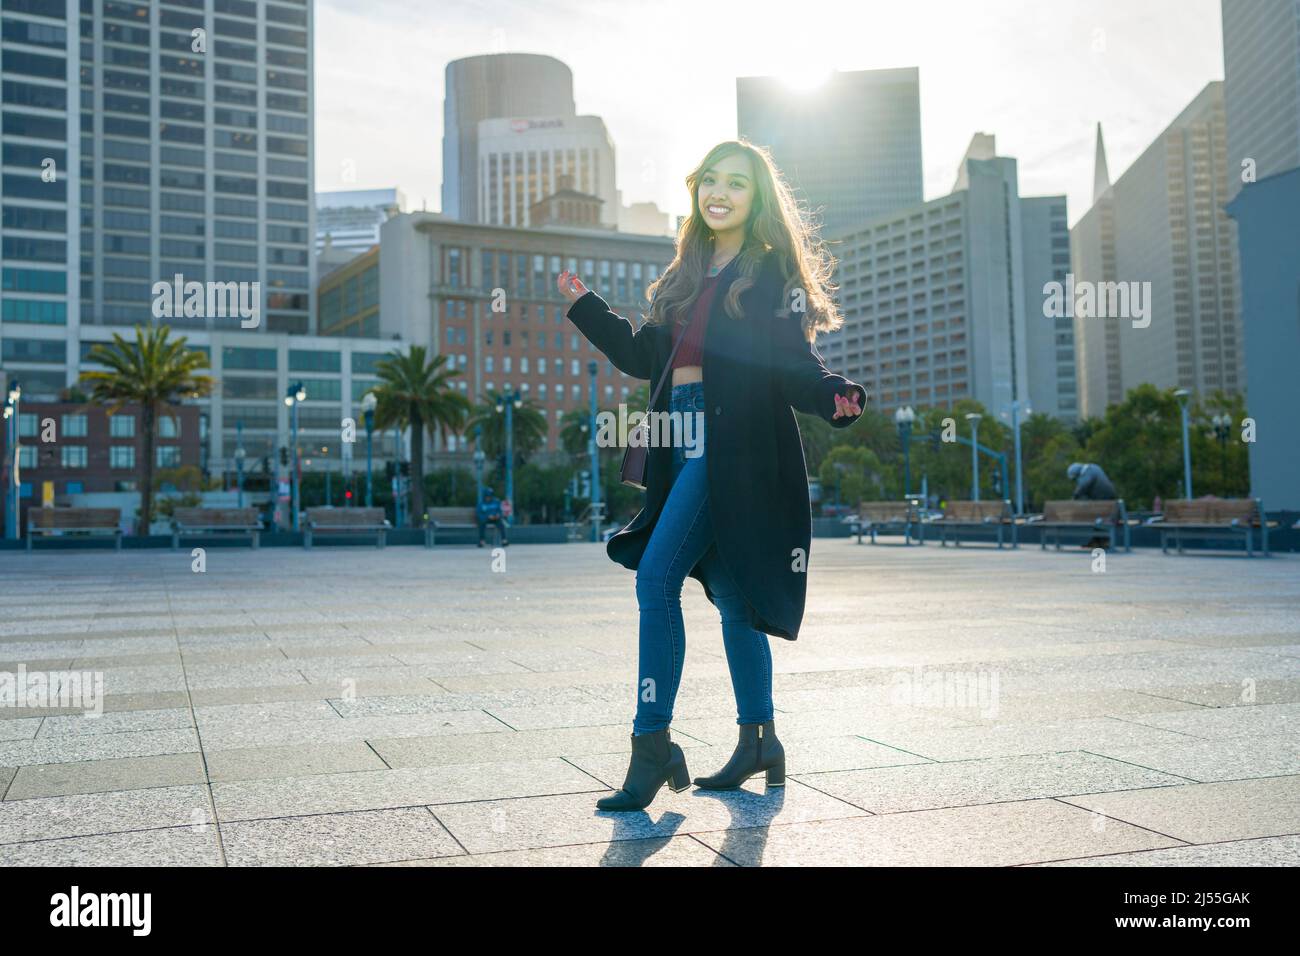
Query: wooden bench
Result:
<box><xmin>933</xmin><ymin>500</ymin><xmax>1018</xmax><ymax>549</ymax></box>
<box><xmin>170</xmin><ymin>507</ymin><xmax>262</xmax><ymax>550</ymax></box>
<box><xmin>1029</xmin><ymin>499</ymin><xmax>1131</xmax><ymax>552</ymax></box>
<box><xmin>302</xmin><ymin>507</ymin><xmax>390</xmax><ymax>549</ymax></box>
<box><xmin>1156</xmin><ymin>499</ymin><xmax>1271</xmax><ymax>557</ymax></box>
<box><xmin>426</xmin><ymin>505</ymin><xmax>504</xmax><ymax>547</ymax></box>
<box><xmin>26</xmin><ymin>507</ymin><xmax>122</xmax><ymax>551</ymax></box>
<box><xmin>852</xmin><ymin>501</ymin><xmax>920</xmax><ymax>545</ymax></box>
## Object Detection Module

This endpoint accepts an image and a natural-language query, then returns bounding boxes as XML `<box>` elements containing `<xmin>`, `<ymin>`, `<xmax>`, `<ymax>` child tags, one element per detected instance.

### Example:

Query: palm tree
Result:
<box><xmin>466</xmin><ymin>390</ymin><xmax>548</xmax><ymax>463</ymax></box>
<box><xmin>370</xmin><ymin>346</ymin><xmax>470</xmax><ymax>526</ymax></box>
<box><xmin>559</xmin><ymin>407</ymin><xmax>593</xmax><ymax>458</ymax></box>
<box><xmin>81</xmin><ymin>325</ymin><xmax>213</xmax><ymax>534</ymax></box>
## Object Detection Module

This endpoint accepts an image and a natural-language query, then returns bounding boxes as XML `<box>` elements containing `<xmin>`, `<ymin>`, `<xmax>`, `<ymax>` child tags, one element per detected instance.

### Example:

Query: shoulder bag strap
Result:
<box><xmin>643</xmin><ymin>315</ymin><xmax>691</xmax><ymax>415</ymax></box>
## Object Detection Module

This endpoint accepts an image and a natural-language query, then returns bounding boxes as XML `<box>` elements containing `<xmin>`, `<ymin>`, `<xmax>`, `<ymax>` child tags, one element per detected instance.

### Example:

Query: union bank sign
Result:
<box><xmin>510</xmin><ymin>118</ymin><xmax>565</xmax><ymax>133</ymax></box>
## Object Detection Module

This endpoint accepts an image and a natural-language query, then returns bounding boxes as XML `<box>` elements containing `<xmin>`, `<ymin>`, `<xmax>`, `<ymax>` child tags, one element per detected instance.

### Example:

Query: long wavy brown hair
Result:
<box><xmin>642</xmin><ymin>139</ymin><xmax>842</xmax><ymax>342</ymax></box>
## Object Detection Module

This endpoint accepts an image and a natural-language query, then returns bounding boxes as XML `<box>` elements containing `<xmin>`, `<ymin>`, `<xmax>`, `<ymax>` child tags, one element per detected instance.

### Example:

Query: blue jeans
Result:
<box><xmin>632</xmin><ymin>380</ymin><xmax>774</xmax><ymax>735</ymax></box>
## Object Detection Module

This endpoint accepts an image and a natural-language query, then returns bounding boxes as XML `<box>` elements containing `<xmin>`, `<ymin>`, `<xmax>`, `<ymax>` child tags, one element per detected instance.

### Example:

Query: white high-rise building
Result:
<box><xmin>315</xmin><ymin>188</ymin><xmax>406</xmax><ymax>254</ymax></box>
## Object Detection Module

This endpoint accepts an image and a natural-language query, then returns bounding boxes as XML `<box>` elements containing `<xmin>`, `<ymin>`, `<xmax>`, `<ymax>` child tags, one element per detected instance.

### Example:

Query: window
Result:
<box><xmin>110</xmin><ymin>446</ymin><xmax>136</xmax><ymax>469</ymax></box>
<box><xmin>64</xmin><ymin>481</ymin><xmax>84</xmax><ymax>495</ymax></box>
<box><xmin>503</xmin><ymin>356</ymin><xmax>512</xmax><ymax>373</ymax></box>
<box><xmin>484</xmin><ymin>356</ymin><xmax>494</xmax><ymax>373</ymax></box>
<box><xmin>156</xmin><ymin>446</ymin><xmax>181</xmax><ymax>467</ymax></box>
<box><xmin>18</xmin><ymin>446</ymin><xmax>37</xmax><ymax>469</ymax></box>
<box><xmin>61</xmin><ymin>446</ymin><xmax>88</xmax><ymax>468</ymax></box>
<box><xmin>18</xmin><ymin>413</ymin><xmax>38</xmax><ymax>438</ymax></box>
<box><xmin>61</xmin><ymin>414</ymin><xmax>88</xmax><ymax>437</ymax></box>
<box><xmin>158</xmin><ymin>415</ymin><xmax>180</xmax><ymax>438</ymax></box>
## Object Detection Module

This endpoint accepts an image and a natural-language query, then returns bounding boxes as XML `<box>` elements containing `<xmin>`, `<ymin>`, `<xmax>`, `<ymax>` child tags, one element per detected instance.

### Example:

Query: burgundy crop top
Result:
<box><xmin>670</xmin><ymin>272</ymin><xmax>723</xmax><ymax>369</ymax></box>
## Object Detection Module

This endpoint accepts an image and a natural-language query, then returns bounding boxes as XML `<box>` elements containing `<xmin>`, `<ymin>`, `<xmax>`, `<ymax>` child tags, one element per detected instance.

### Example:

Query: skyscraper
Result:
<box><xmin>1222</xmin><ymin>0</ymin><xmax>1300</xmax><ymax>201</ymax></box>
<box><xmin>1070</xmin><ymin>84</ymin><xmax>1242</xmax><ymax>418</ymax></box>
<box><xmin>737</xmin><ymin>67</ymin><xmax>923</xmax><ymax>236</ymax></box>
<box><xmin>441</xmin><ymin>53</ymin><xmax>576</xmax><ymax>222</ymax></box>
<box><xmin>1</xmin><ymin>0</ymin><xmax>316</xmax><ymax>356</ymax></box>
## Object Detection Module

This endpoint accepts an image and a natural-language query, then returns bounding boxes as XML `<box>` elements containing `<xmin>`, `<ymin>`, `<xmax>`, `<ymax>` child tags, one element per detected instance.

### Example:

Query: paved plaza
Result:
<box><xmin>0</xmin><ymin>539</ymin><xmax>1297</xmax><ymax>867</ymax></box>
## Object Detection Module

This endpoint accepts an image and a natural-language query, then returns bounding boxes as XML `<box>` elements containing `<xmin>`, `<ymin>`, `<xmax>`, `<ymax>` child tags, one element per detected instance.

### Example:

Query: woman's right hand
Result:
<box><xmin>557</xmin><ymin>270</ymin><xmax>590</xmax><ymax>304</ymax></box>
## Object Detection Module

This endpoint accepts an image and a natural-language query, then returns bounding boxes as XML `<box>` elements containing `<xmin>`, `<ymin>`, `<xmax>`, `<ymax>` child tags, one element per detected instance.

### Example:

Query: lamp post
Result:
<box><xmin>1210</xmin><ymin>412</ymin><xmax>1231</xmax><ymax>492</ymax></box>
<box><xmin>495</xmin><ymin>389</ymin><xmax>522</xmax><ymax>526</ymax></box>
<box><xmin>5</xmin><ymin>380</ymin><xmax>20</xmax><ymax>541</ymax></box>
<box><xmin>1174</xmin><ymin>388</ymin><xmax>1192</xmax><ymax>499</ymax></box>
<box><xmin>321</xmin><ymin>445</ymin><xmax>331</xmax><ymax>505</ymax></box>
<box><xmin>894</xmin><ymin>405</ymin><xmax>914</xmax><ymax>498</ymax></box>
<box><xmin>1000</xmin><ymin>400</ymin><xmax>1028</xmax><ymax>515</ymax></box>
<box><xmin>285</xmin><ymin>381</ymin><xmax>305</xmax><ymax>530</ymax></box>
<box><xmin>234</xmin><ymin>419</ymin><xmax>246</xmax><ymax>509</ymax></box>
<box><xmin>473</xmin><ymin>424</ymin><xmax>485</xmax><ymax>509</ymax></box>
<box><xmin>361</xmin><ymin>391</ymin><xmax>376</xmax><ymax>508</ymax></box>
<box><xmin>587</xmin><ymin>361</ymin><xmax>601</xmax><ymax>542</ymax></box>
<box><xmin>964</xmin><ymin>412</ymin><xmax>982</xmax><ymax>502</ymax></box>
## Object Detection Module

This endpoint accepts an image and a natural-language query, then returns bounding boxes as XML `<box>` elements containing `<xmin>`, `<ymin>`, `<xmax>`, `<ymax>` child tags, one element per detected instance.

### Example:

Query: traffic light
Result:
<box><xmin>399</xmin><ymin>461</ymin><xmax>410</xmax><ymax>477</ymax></box>
<box><xmin>279</xmin><ymin>446</ymin><xmax>289</xmax><ymax>466</ymax></box>
<box><xmin>384</xmin><ymin>461</ymin><xmax>395</xmax><ymax>480</ymax></box>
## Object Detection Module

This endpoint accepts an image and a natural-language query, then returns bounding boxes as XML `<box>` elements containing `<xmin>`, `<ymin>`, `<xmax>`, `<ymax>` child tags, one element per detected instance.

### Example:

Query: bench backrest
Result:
<box><xmin>858</xmin><ymin>502</ymin><xmax>913</xmax><ymax>522</ymax></box>
<box><xmin>942</xmin><ymin>500</ymin><xmax>1011</xmax><ymax>522</ymax></box>
<box><xmin>427</xmin><ymin>506</ymin><xmax>477</xmax><ymax>524</ymax></box>
<box><xmin>173</xmin><ymin>507</ymin><xmax>260</xmax><ymax>527</ymax></box>
<box><xmin>1165</xmin><ymin>498</ymin><xmax>1260</xmax><ymax>525</ymax></box>
<box><xmin>1042</xmin><ymin>499</ymin><xmax>1120</xmax><ymax>523</ymax></box>
<box><xmin>304</xmin><ymin>506</ymin><xmax>386</xmax><ymax>526</ymax></box>
<box><xmin>28</xmin><ymin>507</ymin><xmax>120</xmax><ymax>529</ymax></box>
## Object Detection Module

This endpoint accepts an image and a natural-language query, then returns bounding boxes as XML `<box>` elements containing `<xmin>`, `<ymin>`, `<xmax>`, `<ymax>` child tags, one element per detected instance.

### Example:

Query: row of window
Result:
<box><xmin>16</xmin><ymin>444</ymin><xmax>180</xmax><ymax>468</ymax></box>
<box><xmin>15</xmin><ymin>412</ymin><xmax>175</xmax><ymax>438</ymax></box>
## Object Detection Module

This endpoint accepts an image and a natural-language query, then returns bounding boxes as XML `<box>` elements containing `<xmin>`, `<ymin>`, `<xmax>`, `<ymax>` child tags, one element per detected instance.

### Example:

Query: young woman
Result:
<box><xmin>557</xmin><ymin>139</ymin><xmax>866</xmax><ymax>812</ymax></box>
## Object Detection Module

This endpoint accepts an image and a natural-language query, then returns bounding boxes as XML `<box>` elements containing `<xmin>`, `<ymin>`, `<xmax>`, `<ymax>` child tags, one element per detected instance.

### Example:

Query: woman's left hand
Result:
<box><xmin>832</xmin><ymin>389</ymin><xmax>862</xmax><ymax>420</ymax></box>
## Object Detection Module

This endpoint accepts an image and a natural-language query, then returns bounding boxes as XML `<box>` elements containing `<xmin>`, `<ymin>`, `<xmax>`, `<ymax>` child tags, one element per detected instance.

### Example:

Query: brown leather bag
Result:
<box><xmin>620</xmin><ymin>316</ymin><xmax>692</xmax><ymax>490</ymax></box>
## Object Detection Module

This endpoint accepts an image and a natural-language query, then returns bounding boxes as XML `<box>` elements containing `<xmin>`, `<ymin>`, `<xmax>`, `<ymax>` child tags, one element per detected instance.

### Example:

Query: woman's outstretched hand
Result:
<box><xmin>557</xmin><ymin>270</ymin><xmax>590</xmax><ymax>304</ymax></box>
<box><xmin>832</xmin><ymin>388</ymin><xmax>863</xmax><ymax>420</ymax></box>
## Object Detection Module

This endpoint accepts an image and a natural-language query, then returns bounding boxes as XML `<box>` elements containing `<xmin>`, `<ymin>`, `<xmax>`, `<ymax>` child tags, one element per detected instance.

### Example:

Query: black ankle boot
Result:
<box><xmin>595</xmin><ymin>727</ymin><xmax>691</xmax><ymax>811</ymax></box>
<box><xmin>692</xmin><ymin>719</ymin><xmax>785</xmax><ymax>789</ymax></box>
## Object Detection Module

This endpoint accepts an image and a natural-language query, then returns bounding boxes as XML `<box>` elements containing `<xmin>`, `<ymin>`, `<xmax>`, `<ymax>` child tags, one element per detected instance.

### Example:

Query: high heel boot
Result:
<box><xmin>595</xmin><ymin>727</ymin><xmax>692</xmax><ymax>811</ymax></box>
<box><xmin>692</xmin><ymin>718</ymin><xmax>785</xmax><ymax>789</ymax></box>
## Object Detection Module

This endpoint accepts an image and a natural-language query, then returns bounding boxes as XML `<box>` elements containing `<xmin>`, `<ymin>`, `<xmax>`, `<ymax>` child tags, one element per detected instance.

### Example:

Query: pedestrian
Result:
<box><xmin>557</xmin><ymin>139</ymin><xmax>867</xmax><ymax>811</ymax></box>
<box><xmin>1067</xmin><ymin>462</ymin><xmax>1118</xmax><ymax>549</ymax></box>
<box><xmin>476</xmin><ymin>486</ymin><xmax>508</xmax><ymax>548</ymax></box>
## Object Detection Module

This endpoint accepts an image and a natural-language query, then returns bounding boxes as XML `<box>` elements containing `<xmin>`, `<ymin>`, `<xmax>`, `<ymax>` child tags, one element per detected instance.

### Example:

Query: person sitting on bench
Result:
<box><xmin>477</xmin><ymin>487</ymin><xmax>509</xmax><ymax>548</ymax></box>
<box><xmin>1067</xmin><ymin>462</ymin><xmax>1117</xmax><ymax>550</ymax></box>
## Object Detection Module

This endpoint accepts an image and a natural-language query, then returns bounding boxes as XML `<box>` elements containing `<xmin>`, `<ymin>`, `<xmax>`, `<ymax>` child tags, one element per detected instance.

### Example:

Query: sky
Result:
<box><xmin>313</xmin><ymin>0</ymin><xmax>1226</xmax><ymax>229</ymax></box>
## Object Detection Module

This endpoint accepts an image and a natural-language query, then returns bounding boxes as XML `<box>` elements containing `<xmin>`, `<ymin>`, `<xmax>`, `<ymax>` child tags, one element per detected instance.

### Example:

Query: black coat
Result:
<box><xmin>565</xmin><ymin>250</ymin><xmax>867</xmax><ymax>641</ymax></box>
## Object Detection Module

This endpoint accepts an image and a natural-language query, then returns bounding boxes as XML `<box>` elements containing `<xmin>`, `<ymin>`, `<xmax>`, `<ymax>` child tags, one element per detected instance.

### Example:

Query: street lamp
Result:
<box><xmin>587</xmin><ymin>361</ymin><xmax>602</xmax><ymax>542</ymax></box>
<box><xmin>964</xmin><ymin>412</ymin><xmax>983</xmax><ymax>502</ymax></box>
<box><xmin>285</xmin><ymin>381</ymin><xmax>306</xmax><ymax>530</ymax></box>
<box><xmin>494</xmin><ymin>389</ymin><xmax>522</xmax><ymax>525</ymax></box>
<box><xmin>1174</xmin><ymin>388</ymin><xmax>1192</xmax><ymax>499</ymax></box>
<box><xmin>361</xmin><ymin>391</ymin><xmax>376</xmax><ymax>508</ymax></box>
<box><xmin>894</xmin><ymin>405</ymin><xmax>915</xmax><ymax>498</ymax></box>
<box><xmin>1210</xmin><ymin>412</ymin><xmax>1231</xmax><ymax>492</ymax></box>
<box><xmin>4</xmin><ymin>380</ymin><xmax>20</xmax><ymax>541</ymax></box>
<box><xmin>234</xmin><ymin>421</ymin><xmax>246</xmax><ymax>509</ymax></box>
<box><xmin>1000</xmin><ymin>400</ymin><xmax>1029</xmax><ymax>515</ymax></box>
<box><xmin>473</xmin><ymin>424</ymin><xmax>485</xmax><ymax>509</ymax></box>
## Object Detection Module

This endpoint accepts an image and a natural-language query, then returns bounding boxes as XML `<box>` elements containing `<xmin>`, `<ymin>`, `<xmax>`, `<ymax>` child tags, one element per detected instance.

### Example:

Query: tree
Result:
<box><xmin>817</xmin><ymin>445</ymin><xmax>883</xmax><ymax>509</ymax></box>
<box><xmin>370</xmin><ymin>346</ymin><xmax>470</xmax><ymax>527</ymax></box>
<box><xmin>466</xmin><ymin>390</ymin><xmax>548</xmax><ymax>463</ymax></box>
<box><xmin>559</xmin><ymin>406</ymin><xmax>593</xmax><ymax>458</ymax></box>
<box><xmin>1081</xmin><ymin>384</ymin><xmax>1183</xmax><ymax>508</ymax></box>
<box><xmin>81</xmin><ymin>325</ymin><xmax>213</xmax><ymax>534</ymax></box>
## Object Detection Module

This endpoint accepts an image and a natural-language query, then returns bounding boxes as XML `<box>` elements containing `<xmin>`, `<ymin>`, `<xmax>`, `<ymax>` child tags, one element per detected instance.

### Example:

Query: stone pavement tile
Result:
<box><xmin>1113</xmin><ymin>701</ymin><xmax>1300</xmax><ymax>739</ymax></box>
<box><xmin>7</xmin><ymin>752</ymin><xmax>206</xmax><ymax>799</ymax></box>
<box><xmin>74</xmin><ymin>652</ymin><xmax>183</xmax><ymax>670</ymax></box>
<box><xmin>204</xmin><ymin>740</ymin><xmax>388</xmax><ymax>783</ymax></box>
<box><xmin>0</xmin><ymin>826</ymin><xmax>223</xmax><ymax>866</ymax></box>
<box><xmin>192</xmin><ymin>700</ymin><xmax>340</xmax><ymax>727</ymax></box>
<box><xmin>387</xmin><ymin>834</ymin><xmax>733</xmax><ymax>867</ymax></box>
<box><xmin>1137</xmin><ymin>679</ymin><xmax>1300</xmax><ymax>708</ymax></box>
<box><xmin>220</xmin><ymin>807</ymin><xmax>461</xmax><ymax>866</ymax></box>
<box><xmin>689</xmin><ymin>798</ymin><xmax>1183</xmax><ymax>866</ymax></box>
<box><xmin>84</xmin><ymin>664</ymin><xmax>188</xmax><ymax>695</ymax></box>
<box><xmin>188</xmin><ymin>678</ymin><xmax>438</xmax><ymax>707</ymax></box>
<box><xmin>431</xmin><ymin>667</ymin><xmax>656</xmax><ymax>693</ymax></box>
<box><xmin>0</xmin><ymin>766</ymin><xmax>14</xmax><ymax>797</ymax></box>
<box><xmin>795</xmin><ymin>751</ymin><xmax>1189</xmax><ymax>814</ymax></box>
<box><xmin>38</xmin><ymin>708</ymin><xmax>193</xmax><ymax>737</ymax></box>
<box><xmin>369</xmin><ymin>724</ymin><xmax>710</xmax><ymax>769</ymax></box>
<box><xmin>953</xmin><ymin>689</ymin><xmax>1207</xmax><ymax>724</ymax></box>
<box><xmin>670</xmin><ymin>708</ymin><xmax>970</xmax><ymax>747</ymax></box>
<box><xmin>1031</xmin><ymin>834</ymin><xmax>1300</xmax><ymax>866</ymax></box>
<box><xmin>431</xmin><ymin>778</ymin><xmax>865</xmax><ymax>854</ymax></box>
<box><xmin>1085</xmin><ymin>733</ymin><xmax>1300</xmax><ymax>783</ymax></box>
<box><xmin>198</xmin><ymin>709</ymin><xmax>506</xmax><ymax>750</ymax></box>
<box><xmin>484</xmin><ymin>698</ymin><xmax>743</xmax><ymax>732</ymax></box>
<box><xmin>0</xmin><ymin>727</ymin><xmax>201</xmax><ymax>767</ymax></box>
<box><xmin>693</xmin><ymin>734</ymin><xmax>932</xmax><ymax>775</ymax></box>
<box><xmin>181</xmin><ymin>663</ymin><xmax>314</xmax><ymax>690</ymax></box>
<box><xmin>0</xmin><ymin>640</ymin><xmax>88</xmax><ymax>662</ymax></box>
<box><xmin>211</xmin><ymin>758</ymin><xmax>601</xmax><ymax>822</ymax></box>
<box><xmin>0</xmin><ymin>621</ymin><xmax>92</xmax><ymax>637</ymax></box>
<box><xmin>326</xmin><ymin>687</ymin><xmax>595</xmax><ymax>718</ymax></box>
<box><xmin>409</xmin><ymin>660</ymin><xmax>536</xmax><ymax>678</ymax></box>
<box><xmin>858</xmin><ymin>715</ymin><xmax>1198</xmax><ymax>761</ymax></box>
<box><xmin>1059</xmin><ymin>775</ymin><xmax>1300</xmax><ymax>843</ymax></box>
<box><xmin>0</xmin><ymin>785</ymin><xmax>212</xmax><ymax>844</ymax></box>
<box><xmin>0</xmin><ymin>718</ymin><xmax>42</xmax><ymax>742</ymax></box>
